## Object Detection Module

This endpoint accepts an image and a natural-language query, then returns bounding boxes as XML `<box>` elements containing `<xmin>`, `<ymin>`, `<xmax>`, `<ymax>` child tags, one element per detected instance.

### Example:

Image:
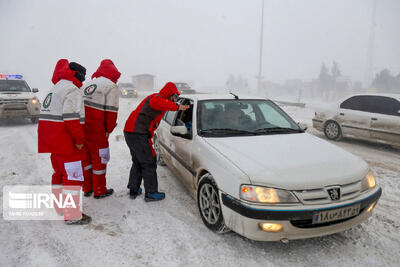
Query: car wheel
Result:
<box><xmin>153</xmin><ymin>136</ymin><xmax>165</xmax><ymax>166</ymax></box>
<box><xmin>324</xmin><ymin>120</ymin><xmax>341</xmax><ymax>140</ymax></box>
<box><xmin>31</xmin><ymin>117</ymin><xmax>39</xmax><ymax>124</ymax></box>
<box><xmin>197</xmin><ymin>174</ymin><xmax>229</xmax><ymax>233</ymax></box>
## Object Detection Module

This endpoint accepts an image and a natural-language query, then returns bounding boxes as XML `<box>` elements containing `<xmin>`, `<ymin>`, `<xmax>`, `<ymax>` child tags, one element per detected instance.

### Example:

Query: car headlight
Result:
<box><xmin>133</xmin><ymin>90</ymin><xmax>137</xmax><ymax>95</ymax></box>
<box><xmin>123</xmin><ymin>89</ymin><xmax>128</xmax><ymax>95</ymax></box>
<box><xmin>361</xmin><ymin>171</ymin><xmax>376</xmax><ymax>191</ymax></box>
<box><xmin>30</xmin><ymin>97</ymin><xmax>39</xmax><ymax>105</ymax></box>
<box><xmin>240</xmin><ymin>185</ymin><xmax>298</xmax><ymax>203</ymax></box>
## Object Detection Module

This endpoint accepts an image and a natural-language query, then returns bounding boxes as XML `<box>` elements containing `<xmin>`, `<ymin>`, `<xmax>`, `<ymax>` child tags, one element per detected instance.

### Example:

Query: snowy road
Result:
<box><xmin>0</xmin><ymin>95</ymin><xmax>399</xmax><ymax>266</ymax></box>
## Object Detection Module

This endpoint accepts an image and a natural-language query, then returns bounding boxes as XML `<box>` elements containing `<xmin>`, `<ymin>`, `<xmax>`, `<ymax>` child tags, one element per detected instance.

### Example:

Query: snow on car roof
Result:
<box><xmin>179</xmin><ymin>93</ymin><xmax>268</xmax><ymax>101</ymax></box>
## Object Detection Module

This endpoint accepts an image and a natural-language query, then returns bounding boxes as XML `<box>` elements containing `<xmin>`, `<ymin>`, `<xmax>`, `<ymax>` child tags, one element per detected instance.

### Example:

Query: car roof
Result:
<box><xmin>179</xmin><ymin>93</ymin><xmax>267</xmax><ymax>101</ymax></box>
<box><xmin>348</xmin><ymin>93</ymin><xmax>400</xmax><ymax>101</ymax></box>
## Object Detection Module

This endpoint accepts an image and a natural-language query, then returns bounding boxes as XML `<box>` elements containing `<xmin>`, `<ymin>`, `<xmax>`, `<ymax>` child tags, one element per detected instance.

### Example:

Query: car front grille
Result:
<box><xmin>4</xmin><ymin>107</ymin><xmax>27</xmax><ymax>111</ymax></box>
<box><xmin>290</xmin><ymin>208</ymin><xmax>365</xmax><ymax>228</ymax></box>
<box><xmin>293</xmin><ymin>180</ymin><xmax>362</xmax><ymax>204</ymax></box>
<box><xmin>0</xmin><ymin>99</ymin><xmax>29</xmax><ymax>105</ymax></box>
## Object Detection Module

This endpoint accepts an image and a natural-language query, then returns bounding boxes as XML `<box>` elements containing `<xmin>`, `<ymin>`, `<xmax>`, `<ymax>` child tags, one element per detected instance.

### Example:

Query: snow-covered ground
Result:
<box><xmin>0</xmin><ymin>95</ymin><xmax>399</xmax><ymax>266</ymax></box>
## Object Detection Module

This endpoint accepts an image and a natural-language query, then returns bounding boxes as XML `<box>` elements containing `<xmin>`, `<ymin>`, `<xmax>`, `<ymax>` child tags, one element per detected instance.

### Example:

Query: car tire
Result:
<box><xmin>153</xmin><ymin>136</ymin><xmax>166</xmax><ymax>166</ymax></box>
<box><xmin>31</xmin><ymin>117</ymin><xmax>39</xmax><ymax>124</ymax></box>
<box><xmin>324</xmin><ymin>120</ymin><xmax>341</xmax><ymax>140</ymax></box>
<box><xmin>197</xmin><ymin>174</ymin><xmax>229</xmax><ymax>234</ymax></box>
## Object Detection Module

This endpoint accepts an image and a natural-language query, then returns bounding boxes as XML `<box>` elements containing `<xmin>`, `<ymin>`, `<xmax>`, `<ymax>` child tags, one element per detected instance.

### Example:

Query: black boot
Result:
<box><xmin>94</xmin><ymin>188</ymin><xmax>114</xmax><ymax>199</ymax></box>
<box><xmin>84</xmin><ymin>191</ymin><xmax>93</xmax><ymax>197</ymax></box>
<box><xmin>129</xmin><ymin>188</ymin><xmax>142</xmax><ymax>199</ymax></box>
<box><xmin>144</xmin><ymin>192</ymin><xmax>165</xmax><ymax>202</ymax></box>
<box><xmin>65</xmin><ymin>213</ymin><xmax>92</xmax><ymax>225</ymax></box>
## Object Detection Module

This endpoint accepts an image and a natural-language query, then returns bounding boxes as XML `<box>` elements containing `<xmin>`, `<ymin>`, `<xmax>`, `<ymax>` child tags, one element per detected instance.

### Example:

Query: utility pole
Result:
<box><xmin>364</xmin><ymin>0</ymin><xmax>377</xmax><ymax>89</ymax></box>
<box><xmin>256</xmin><ymin>0</ymin><xmax>265</xmax><ymax>96</ymax></box>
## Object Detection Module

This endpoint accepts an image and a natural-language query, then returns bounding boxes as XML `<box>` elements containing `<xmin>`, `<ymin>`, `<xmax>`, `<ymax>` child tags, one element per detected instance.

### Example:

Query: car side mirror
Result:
<box><xmin>171</xmin><ymin>125</ymin><xmax>190</xmax><ymax>138</ymax></box>
<box><xmin>32</xmin><ymin>88</ymin><xmax>39</xmax><ymax>93</ymax></box>
<box><xmin>298</xmin><ymin>122</ymin><xmax>308</xmax><ymax>131</ymax></box>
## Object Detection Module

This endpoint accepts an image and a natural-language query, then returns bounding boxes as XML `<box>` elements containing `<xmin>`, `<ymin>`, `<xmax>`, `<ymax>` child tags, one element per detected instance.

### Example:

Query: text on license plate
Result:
<box><xmin>312</xmin><ymin>204</ymin><xmax>361</xmax><ymax>224</ymax></box>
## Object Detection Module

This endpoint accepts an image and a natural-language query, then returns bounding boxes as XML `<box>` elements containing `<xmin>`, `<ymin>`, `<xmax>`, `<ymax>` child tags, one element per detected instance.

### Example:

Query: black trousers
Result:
<box><xmin>124</xmin><ymin>132</ymin><xmax>158</xmax><ymax>193</ymax></box>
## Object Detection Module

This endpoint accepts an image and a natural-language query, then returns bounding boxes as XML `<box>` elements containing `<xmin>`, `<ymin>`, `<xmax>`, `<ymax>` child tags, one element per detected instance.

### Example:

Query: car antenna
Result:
<box><xmin>229</xmin><ymin>92</ymin><xmax>239</xmax><ymax>99</ymax></box>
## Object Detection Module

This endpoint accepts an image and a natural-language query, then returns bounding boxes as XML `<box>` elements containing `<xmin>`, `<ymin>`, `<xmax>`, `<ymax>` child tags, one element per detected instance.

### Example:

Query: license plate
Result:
<box><xmin>312</xmin><ymin>204</ymin><xmax>360</xmax><ymax>224</ymax></box>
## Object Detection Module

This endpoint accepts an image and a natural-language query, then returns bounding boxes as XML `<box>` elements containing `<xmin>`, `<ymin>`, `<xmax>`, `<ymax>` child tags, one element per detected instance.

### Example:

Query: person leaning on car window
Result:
<box><xmin>123</xmin><ymin>82</ymin><xmax>189</xmax><ymax>202</ymax></box>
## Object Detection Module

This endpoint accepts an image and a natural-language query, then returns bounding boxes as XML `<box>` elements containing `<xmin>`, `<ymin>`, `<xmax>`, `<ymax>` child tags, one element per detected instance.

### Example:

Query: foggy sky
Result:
<box><xmin>0</xmin><ymin>0</ymin><xmax>399</xmax><ymax>95</ymax></box>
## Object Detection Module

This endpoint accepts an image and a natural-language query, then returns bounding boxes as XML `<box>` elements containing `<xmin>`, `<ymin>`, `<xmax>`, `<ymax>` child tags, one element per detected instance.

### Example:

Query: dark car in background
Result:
<box><xmin>174</xmin><ymin>82</ymin><xmax>196</xmax><ymax>94</ymax></box>
<box><xmin>118</xmin><ymin>82</ymin><xmax>138</xmax><ymax>98</ymax></box>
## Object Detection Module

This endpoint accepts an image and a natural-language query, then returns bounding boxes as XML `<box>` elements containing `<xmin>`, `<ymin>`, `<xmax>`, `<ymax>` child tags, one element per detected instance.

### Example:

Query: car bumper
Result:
<box><xmin>121</xmin><ymin>92</ymin><xmax>138</xmax><ymax>97</ymax></box>
<box><xmin>220</xmin><ymin>187</ymin><xmax>382</xmax><ymax>241</ymax></box>
<box><xmin>0</xmin><ymin>105</ymin><xmax>40</xmax><ymax>119</ymax></box>
<box><xmin>312</xmin><ymin>118</ymin><xmax>324</xmax><ymax>131</ymax></box>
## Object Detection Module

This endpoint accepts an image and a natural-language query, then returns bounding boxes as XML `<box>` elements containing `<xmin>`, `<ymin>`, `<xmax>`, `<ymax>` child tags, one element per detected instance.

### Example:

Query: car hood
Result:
<box><xmin>203</xmin><ymin>133</ymin><xmax>368</xmax><ymax>190</ymax></box>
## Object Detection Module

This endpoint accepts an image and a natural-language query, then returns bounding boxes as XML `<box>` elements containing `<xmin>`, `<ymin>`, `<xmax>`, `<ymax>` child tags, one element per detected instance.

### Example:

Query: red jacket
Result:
<box><xmin>83</xmin><ymin>60</ymin><xmax>121</xmax><ymax>141</ymax></box>
<box><xmin>38</xmin><ymin>59</ymin><xmax>85</xmax><ymax>155</ymax></box>
<box><xmin>124</xmin><ymin>82</ymin><xmax>180</xmax><ymax>138</ymax></box>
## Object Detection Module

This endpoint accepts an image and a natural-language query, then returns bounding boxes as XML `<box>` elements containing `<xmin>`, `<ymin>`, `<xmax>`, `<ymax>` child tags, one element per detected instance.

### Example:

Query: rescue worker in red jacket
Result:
<box><xmin>124</xmin><ymin>82</ymin><xmax>189</xmax><ymax>201</ymax></box>
<box><xmin>38</xmin><ymin>59</ymin><xmax>91</xmax><ymax>224</ymax></box>
<box><xmin>82</xmin><ymin>59</ymin><xmax>121</xmax><ymax>199</ymax></box>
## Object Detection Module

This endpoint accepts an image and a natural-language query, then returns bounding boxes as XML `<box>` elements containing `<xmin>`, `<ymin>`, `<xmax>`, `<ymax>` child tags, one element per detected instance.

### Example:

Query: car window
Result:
<box><xmin>365</xmin><ymin>96</ymin><xmax>400</xmax><ymax>116</ymax></box>
<box><xmin>258</xmin><ymin>102</ymin><xmax>292</xmax><ymax>128</ymax></box>
<box><xmin>0</xmin><ymin>80</ymin><xmax>31</xmax><ymax>92</ymax></box>
<box><xmin>241</xmin><ymin>102</ymin><xmax>256</xmax><ymax>121</ymax></box>
<box><xmin>340</xmin><ymin>96</ymin><xmax>365</xmax><ymax>111</ymax></box>
<box><xmin>198</xmin><ymin>99</ymin><xmax>301</xmax><ymax>136</ymax></box>
<box><xmin>340</xmin><ymin>95</ymin><xmax>400</xmax><ymax>116</ymax></box>
<box><xmin>174</xmin><ymin>99</ymin><xmax>193</xmax><ymax>129</ymax></box>
<box><xmin>164</xmin><ymin>110</ymin><xmax>177</xmax><ymax>125</ymax></box>
<box><xmin>164</xmin><ymin>98</ymin><xmax>186</xmax><ymax>125</ymax></box>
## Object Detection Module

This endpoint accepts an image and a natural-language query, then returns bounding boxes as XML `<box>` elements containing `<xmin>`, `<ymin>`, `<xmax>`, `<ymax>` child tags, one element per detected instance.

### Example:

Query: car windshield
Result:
<box><xmin>0</xmin><ymin>80</ymin><xmax>31</xmax><ymax>92</ymax></box>
<box><xmin>198</xmin><ymin>99</ymin><xmax>303</xmax><ymax>136</ymax></box>
<box><xmin>118</xmin><ymin>83</ymin><xmax>134</xmax><ymax>88</ymax></box>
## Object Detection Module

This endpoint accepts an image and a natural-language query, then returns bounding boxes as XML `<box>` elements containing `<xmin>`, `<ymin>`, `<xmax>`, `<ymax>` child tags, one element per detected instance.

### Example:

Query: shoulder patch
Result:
<box><xmin>84</xmin><ymin>84</ymin><xmax>97</xmax><ymax>96</ymax></box>
<box><xmin>43</xmin><ymin>93</ymin><xmax>53</xmax><ymax>108</ymax></box>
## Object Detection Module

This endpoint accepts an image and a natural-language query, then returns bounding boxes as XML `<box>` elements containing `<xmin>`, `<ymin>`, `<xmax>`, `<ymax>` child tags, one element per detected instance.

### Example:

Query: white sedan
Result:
<box><xmin>154</xmin><ymin>94</ymin><xmax>381</xmax><ymax>242</ymax></box>
<box><xmin>313</xmin><ymin>93</ymin><xmax>400</xmax><ymax>148</ymax></box>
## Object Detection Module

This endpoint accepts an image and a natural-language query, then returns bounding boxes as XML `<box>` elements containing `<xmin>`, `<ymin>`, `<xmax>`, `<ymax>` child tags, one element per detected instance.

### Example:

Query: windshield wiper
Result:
<box><xmin>254</xmin><ymin>127</ymin><xmax>304</xmax><ymax>134</ymax></box>
<box><xmin>199</xmin><ymin>128</ymin><xmax>257</xmax><ymax>135</ymax></box>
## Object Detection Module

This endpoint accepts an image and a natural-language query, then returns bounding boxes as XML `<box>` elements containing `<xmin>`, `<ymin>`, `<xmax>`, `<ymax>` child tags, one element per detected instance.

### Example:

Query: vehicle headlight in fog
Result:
<box><xmin>133</xmin><ymin>90</ymin><xmax>137</xmax><ymax>95</ymax></box>
<box><xmin>361</xmin><ymin>171</ymin><xmax>376</xmax><ymax>191</ymax></box>
<box><xmin>240</xmin><ymin>185</ymin><xmax>298</xmax><ymax>203</ymax></box>
<box><xmin>123</xmin><ymin>89</ymin><xmax>128</xmax><ymax>95</ymax></box>
<box><xmin>366</xmin><ymin>202</ymin><xmax>376</xmax><ymax>213</ymax></box>
<box><xmin>31</xmin><ymin>97</ymin><xmax>39</xmax><ymax>105</ymax></box>
<box><xmin>259</xmin><ymin>223</ymin><xmax>283</xmax><ymax>232</ymax></box>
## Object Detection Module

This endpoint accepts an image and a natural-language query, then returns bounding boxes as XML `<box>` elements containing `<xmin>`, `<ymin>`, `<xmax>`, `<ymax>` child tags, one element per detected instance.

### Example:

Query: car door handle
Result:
<box><xmin>371</xmin><ymin>118</ymin><xmax>378</xmax><ymax>121</ymax></box>
<box><xmin>339</xmin><ymin>113</ymin><xmax>344</xmax><ymax>116</ymax></box>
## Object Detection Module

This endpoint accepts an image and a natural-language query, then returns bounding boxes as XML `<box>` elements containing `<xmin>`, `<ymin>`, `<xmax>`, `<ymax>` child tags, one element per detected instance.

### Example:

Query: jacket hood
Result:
<box><xmin>159</xmin><ymin>82</ymin><xmax>180</xmax><ymax>98</ymax></box>
<box><xmin>91</xmin><ymin>59</ymin><xmax>121</xmax><ymax>84</ymax></box>
<box><xmin>51</xmin><ymin>59</ymin><xmax>82</xmax><ymax>88</ymax></box>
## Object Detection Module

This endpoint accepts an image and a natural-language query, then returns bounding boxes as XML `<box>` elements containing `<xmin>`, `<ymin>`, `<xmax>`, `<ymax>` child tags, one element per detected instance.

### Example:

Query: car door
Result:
<box><xmin>367</xmin><ymin>96</ymin><xmax>400</xmax><ymax>145</ymax></box>
<box><xmin>163</xmin><ymin>98</ymin><xmax>196</xmax><ymax>191</ymax></box>
<box><xmin>337</xmin><ymin>96</ymin><xmax>372</xmax><ymax>138</ymax></box>
<box><xmin>156</xmin><ymin>107</ymin><xmax>178</xmax><ymax>165</ymax></box>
